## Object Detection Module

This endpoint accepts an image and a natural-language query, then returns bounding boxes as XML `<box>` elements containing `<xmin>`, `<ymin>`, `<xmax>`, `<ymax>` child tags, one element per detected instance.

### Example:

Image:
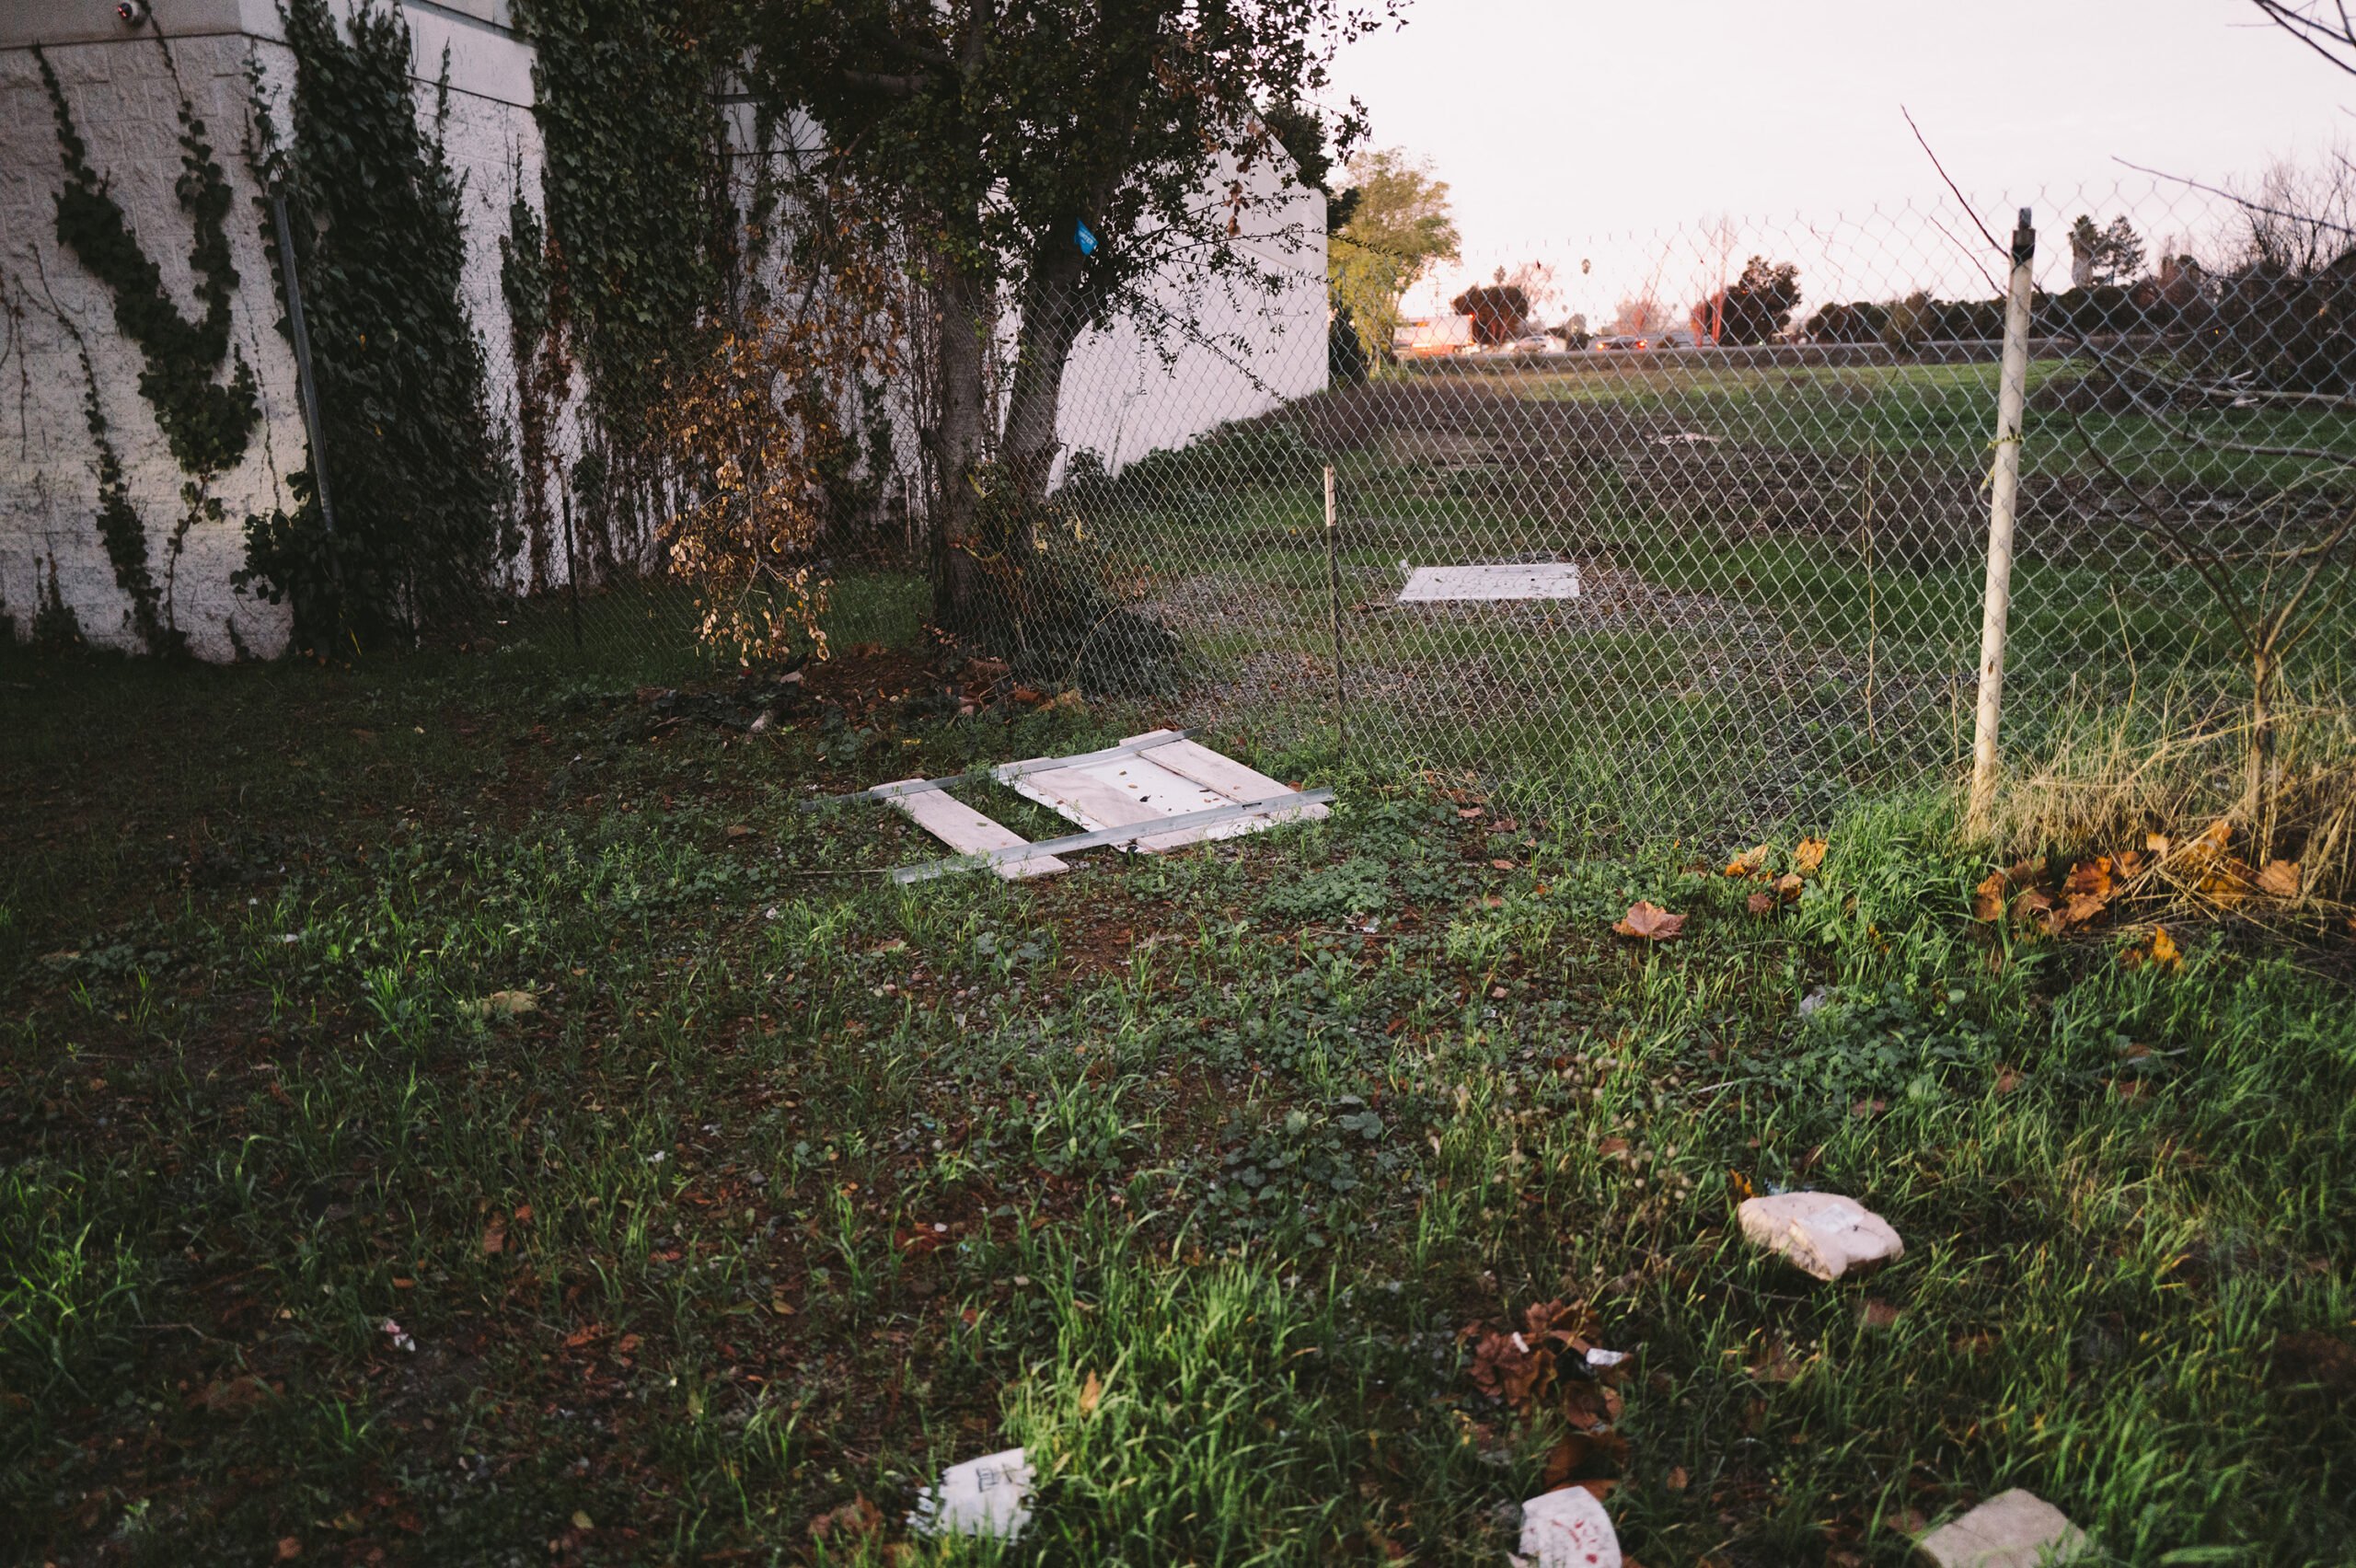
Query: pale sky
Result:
<box><xmin>1328</xmin><ymin>0</ymin><xmax>2351</xmax><ymax>322</ymax></box>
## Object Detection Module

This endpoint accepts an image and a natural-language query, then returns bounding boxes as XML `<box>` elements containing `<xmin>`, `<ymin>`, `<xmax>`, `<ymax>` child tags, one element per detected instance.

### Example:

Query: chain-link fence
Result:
<box><xmin>10</xmin><ymin>175</ymin><xmax>2352</xmax><ymax>840</ymax></box>
<box><xmin>989</xmin><ymin>179</ymin><xmax>2356</xmax><ymax>831</ymax></box>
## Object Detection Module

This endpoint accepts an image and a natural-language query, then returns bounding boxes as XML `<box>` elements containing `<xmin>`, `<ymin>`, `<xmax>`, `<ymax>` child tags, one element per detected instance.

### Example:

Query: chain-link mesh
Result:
<box><xmin>991</xmin><ymin>179</ymin><xmax>2355</xmax><ymax>829</ymax></box>
<box><xmin>10</xmin><ymin>177</ymin><xmax>2350</xmax><ymax>839</ymax></box>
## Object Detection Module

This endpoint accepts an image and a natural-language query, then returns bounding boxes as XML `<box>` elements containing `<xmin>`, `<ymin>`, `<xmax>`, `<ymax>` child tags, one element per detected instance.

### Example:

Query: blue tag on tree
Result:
<box><xmin>1074</xmin><ymin>220</ymin><xmax>1099</xmax><ymax>257</ymax></box>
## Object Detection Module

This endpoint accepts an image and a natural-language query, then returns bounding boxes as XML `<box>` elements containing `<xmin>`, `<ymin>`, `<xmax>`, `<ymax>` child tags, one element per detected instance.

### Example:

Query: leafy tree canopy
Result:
<box><xmin>1327</xmin><ymin>146</ymin><xmax>1458</xmax><ymax>362</ymax></box>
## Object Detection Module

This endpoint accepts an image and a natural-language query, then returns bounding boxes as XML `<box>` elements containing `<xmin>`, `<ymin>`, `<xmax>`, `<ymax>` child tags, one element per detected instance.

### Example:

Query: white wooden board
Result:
<box><xmin>1001</xmin><ymin>755</ymin><xmax>1229</xmax><ymax>853</ymax></box>
<box><xmin>1126</xmin><ymin>734</ymin><xmax>1330</xmax><ymax>827</ymax></box>
<box><xmin>1397</xmin><ymin>562</ymin><xmax>1580</xmax><ymax>603</ymax></box>
<box><xmin>884</xmin><ymin>779</ymin><xmax>1070</xmax><ymax>880</ymax></box>
<box><xmin>1001</xmin><ymin>733</ymin><xmax>1328</xmax><ymax>853</ymax></box>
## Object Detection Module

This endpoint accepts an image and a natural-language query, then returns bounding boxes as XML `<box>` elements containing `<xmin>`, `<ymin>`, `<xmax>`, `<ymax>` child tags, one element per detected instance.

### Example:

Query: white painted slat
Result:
<box><xmin>1397</xmin><ymin>563</ymin><xmax>1581</xmax><ymax>602</ymax></box>
<box><xmin>883</xmin><ymin>779</ymin><xmax>1068</xmax><ymax>880</ymax></box>
<box><xmin>1003</xmin><ymin>755</ymin><xmax>1227</xmax><ymax>853</ymax></box>
<box><xmin>1134</xmin><ymin>734</ymin><xmax>1332</xmax><ymax>827</ymax></box>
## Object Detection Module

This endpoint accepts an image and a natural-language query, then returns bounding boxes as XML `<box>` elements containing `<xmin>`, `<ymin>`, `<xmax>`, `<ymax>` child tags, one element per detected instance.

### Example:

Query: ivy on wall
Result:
<box><xmin>498</xmin><ymin>173</ymin><xmax>565</xmax><ymax>594</ymax></box>
<box><xmin>514</xmin><ymin>0</ymin><xmax>739</xmax><ymax>571</ymax></box>
<box><xmin>35</xmin><ymin>45</ymin><xmax>259</xmax><ymax>479</ymax></box>
<box><xmin>237</xmin><ymin>0</ymin><xmax>505</xmax><ymax>653</ymax></box>
<box><xmin>34</xmin><ymin>41</ymin><xmax>261</xmax><ymax>655</ymax></box>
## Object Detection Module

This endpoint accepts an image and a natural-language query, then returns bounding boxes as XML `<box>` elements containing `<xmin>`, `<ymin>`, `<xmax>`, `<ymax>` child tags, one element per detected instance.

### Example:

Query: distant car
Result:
<box><xmin>1595</xmin><ymin>335</ymin><xmax>1648</xmax><ymax>352</ymax></box>
<box><xmin>1507</xmin><ymin>334</ymin><xmax>1552</xmax><ymax>354</ymax></box>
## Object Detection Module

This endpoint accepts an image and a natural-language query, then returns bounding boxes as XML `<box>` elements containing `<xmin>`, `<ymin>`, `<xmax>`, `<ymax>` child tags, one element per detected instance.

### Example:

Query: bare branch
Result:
<box><xmin>1900</xmin><ymin>106</ymin><xmax>2003</xmax><ymax>255</ymax></box>
<box><xmin>2248</xmin><ymin>0</ymin><xmax>2356</xmax><ymax>75</ymax></box>
<box><xmin>2111</xmin><ymin>156</ymin><xmax>2356</xmax><ymax>240</ymax></box>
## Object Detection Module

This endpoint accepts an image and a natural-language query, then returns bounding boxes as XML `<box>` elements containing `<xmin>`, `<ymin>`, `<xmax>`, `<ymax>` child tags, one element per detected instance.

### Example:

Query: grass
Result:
<box><xmin>4</xmin><ymin>634</ymin><xmax>2352</xmax><ymax>1566</ymax></box>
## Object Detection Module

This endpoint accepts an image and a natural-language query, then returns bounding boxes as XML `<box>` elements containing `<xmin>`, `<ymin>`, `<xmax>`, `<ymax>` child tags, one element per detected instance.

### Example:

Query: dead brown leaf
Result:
<box><xmin>1794</xmin><ymin>837</ymin><xmax>1828</xmax><ymax>875</ymax></box>
<box><xmin>1726</xmin><ymin>844</ymin><xmax>1771</xmax><ymax>877</ymax></box>
<box><xmin>1972</xmin><ymin>871</ymin><xmax>2008</xmax><ymax>922</ymax></box>
<box><xmin>1079</xmin><ymin>1370</ymin><xmax>1103</xmax><ymax>1417</ymax></box>
<box><xmin>481</xmin><ymin>1221</ymin><xmax>506</xmax><ymax>1257</ymax></box>
<box><xmin>1665</xmin><ymin>1465</ymin><xmax>1690</xmax><ymax>1492</ymax></box>
<box><xmin>1613</xmin><ymin>901</ymin><xmax>1687</xmax><ymax>940</ymax></box>
<box><xmin>2259</xmin><ymin>859</ymin><xmax>2304</xmax><ymax>899</ymax></box>
<box><xmin>1774</xmin><ymin>871</ymin><xmax>1804</xmax><ymax>903</ymax></box>
<box><xmin>1746</xmin><ymin>889</ymin><xmax>1776</xmax><ymax>917</ymax></box>
<box><xmin>1490</xmin><ymin>858</ymin><xmax>1517</xmax><ymax>871</ymax></box>
<box><xmin>2065</xmin><ymin>857</ymin><xmax>2113</xmax><ymax>898</ymax></box>
<box><xmin>191</xmin><ymin>1375</ymin><xmax>272</xmax><ymax>1415</ymax></box>
<box><xmin>808</xmin><ymin>1497</ymin><xmax>882</xmax><ymax>1543</ymax></box>
<box><xmin>1860</xmin><ymin>1299</ymin><xmax>1904</xmax><ymax>1330</ymax></box>
<box><xmin>2056</xmin><ymin>890</ymin><xmax>2110</xmax><ymax>930</ymax></box>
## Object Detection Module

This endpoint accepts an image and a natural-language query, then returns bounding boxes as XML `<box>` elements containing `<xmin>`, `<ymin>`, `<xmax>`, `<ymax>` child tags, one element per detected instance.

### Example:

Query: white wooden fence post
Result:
<box><xmin>1969</xmin><ymin>208</ymin><xmax>2037</xmax><ymax>830</ymax></box>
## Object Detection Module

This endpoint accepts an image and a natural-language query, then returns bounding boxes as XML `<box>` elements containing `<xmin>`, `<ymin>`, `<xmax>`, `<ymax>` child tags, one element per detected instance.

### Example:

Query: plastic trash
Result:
<box><xmin>908</xmin><ymin>1447</ymin><xmax>1034</xmax><ymax>1540</ymax></box>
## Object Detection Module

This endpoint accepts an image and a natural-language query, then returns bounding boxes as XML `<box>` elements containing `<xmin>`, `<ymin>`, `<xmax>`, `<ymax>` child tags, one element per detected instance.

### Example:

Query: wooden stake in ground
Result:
<box><xmin>1969</xmin><ymin>209</ymin><xmax>2036</xmax><ymax>830</ymax></box>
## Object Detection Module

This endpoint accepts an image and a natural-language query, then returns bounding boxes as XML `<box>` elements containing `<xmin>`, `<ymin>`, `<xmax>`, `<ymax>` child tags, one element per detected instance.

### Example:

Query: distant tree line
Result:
<box><xmin>1802</xmin><ymin>201</ymin><xmax>2350</xmax><ymax>397</ymax></box>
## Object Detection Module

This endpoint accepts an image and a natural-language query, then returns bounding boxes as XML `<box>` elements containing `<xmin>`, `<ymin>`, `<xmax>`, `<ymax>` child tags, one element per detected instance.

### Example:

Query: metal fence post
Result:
<box><xmin>269</xmin><ymin>189</ymin><xmax>337</xmax><ymax>540</ymax></box>
<box><xmin>1969</xmin><ymin>208</ymin><xmax>2036</xmax><ymax>830</ymax></box>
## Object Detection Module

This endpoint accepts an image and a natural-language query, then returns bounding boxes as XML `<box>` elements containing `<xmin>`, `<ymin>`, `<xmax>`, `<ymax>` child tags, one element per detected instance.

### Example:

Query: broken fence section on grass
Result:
<box><xmin>817</xmin><ymin>728</ymin><xmax>1334</xmax><ymax>882</ymax></box>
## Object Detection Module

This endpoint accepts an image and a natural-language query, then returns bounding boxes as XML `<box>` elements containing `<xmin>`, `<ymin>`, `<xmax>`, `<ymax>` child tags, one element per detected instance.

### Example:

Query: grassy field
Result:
<box><xmin>1057</xmin><ymin>355</ymin><xmax>2356</xmax><ymax>828</ymax></box>
<box><xmin>4</xmin><ymin>627</ymin><xmax>2352</xmax><ymax>1565</ymax></box>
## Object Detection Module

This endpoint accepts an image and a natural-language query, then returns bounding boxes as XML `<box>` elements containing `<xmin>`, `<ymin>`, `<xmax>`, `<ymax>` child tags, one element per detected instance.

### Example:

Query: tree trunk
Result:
<box><xmin>999</xmin><ymin>256</ymin><xmax>1089</xmax><ymax>508</ymax></box>
<box><xmin>928</xmin><ymin>268</ymin><xmax>992</xmax><ymax>636</ymax></box>
<box><xmin>2244</xmin><ymin>642</ymin><xmax>2280</xmax><ymax>853</ymax></box>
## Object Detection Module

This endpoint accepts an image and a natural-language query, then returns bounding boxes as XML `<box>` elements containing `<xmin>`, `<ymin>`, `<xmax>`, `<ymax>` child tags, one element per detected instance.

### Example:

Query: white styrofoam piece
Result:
<box><xmin>907</xmin><ymin>1447</ymin><xmax>1034</xmax><ymax>1539</ymax></box>
<box><xmin>1517</xmin><ymin>1486</ymin><xmax>1622</xmax><ymax>1568</ymax></box>
<box><xmin>1397</xmin><ymin>563</ymin><xmax>1581</xmax><ymax>603</ymax></box>
<box><xmin>1914</xmin><ymin>1489</ymin><xmax>2089</xmax><ymax>1568</ymax></box>
<box><xmin>1738</xmin><ymin>1192</ymin><xmax>1904</xmax><ymax>1281</ymax></box>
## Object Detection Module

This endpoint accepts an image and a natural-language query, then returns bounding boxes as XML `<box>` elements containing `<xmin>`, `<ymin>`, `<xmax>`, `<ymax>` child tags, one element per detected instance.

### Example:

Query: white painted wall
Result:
<box><xmin>1056</xmin><ymin>156</ymin><xmax>1328</xmax><ymax>477</ymax></box>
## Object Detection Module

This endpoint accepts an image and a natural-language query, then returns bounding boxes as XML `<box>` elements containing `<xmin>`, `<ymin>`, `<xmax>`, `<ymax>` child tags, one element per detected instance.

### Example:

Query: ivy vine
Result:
<box><xmin>237</xmin><ymin>0</ymin><xmax>505</xmax><ymax>654</ymax></box>
<box><xmin>498</xmin><ymin>173</ymin><xmax>564</xmax><ymax>593</ymax></box>
<box><xmin>514</xmin><ymin>0</ymin><xmax>739</xmax><ymax>569</ymax></box>
<box><xmin>35</xmin><ymin>43</ymin><xmax>259</xmax><ymax>479</ymax></box>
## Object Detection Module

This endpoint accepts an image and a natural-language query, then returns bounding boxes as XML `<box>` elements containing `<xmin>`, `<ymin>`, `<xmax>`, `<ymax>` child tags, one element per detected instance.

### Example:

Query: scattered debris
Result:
<box><xmin>907</xmin><ymin>1447</ymin><xmax>1034</xmax><ymax>1540</ymax></box>
<box><xmin>472</xmin><ymin>989</ymin><xmax>538</xmax><ymax>1020</ymax></box>
<box><xmin>1738</xmin><ymin>1192</ymin><xmax>1904</xmax><ymax>1281</ymax></box>
<box><xmin>1796</xmin><ymin>985</ymin><xmax>1836</xmax><ymax>1019</ymax></box>
<box><xmin>1514</xmin><ymin>1484</ymin><xmax>1623</xmax><ymax>1568</ymax></box>
<box><xmin>831</xmin><ymin>729</ymin><xmax>1332</xmax><ymax>882</ymax></box>
<box><xmin>1397</xmin><ymin>562</ymin><xmax>1581</xmax><ymax>603</ymax></box>
<box><xmin>1914</xmin><ymin>1489</ymin><xmax>2089</xmax><ymax>1568</ymax></box>
<box><xmin>1613</xmin><ymin>901</ymin><xmax>1687</xmax><ymax>941</ymax></box>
